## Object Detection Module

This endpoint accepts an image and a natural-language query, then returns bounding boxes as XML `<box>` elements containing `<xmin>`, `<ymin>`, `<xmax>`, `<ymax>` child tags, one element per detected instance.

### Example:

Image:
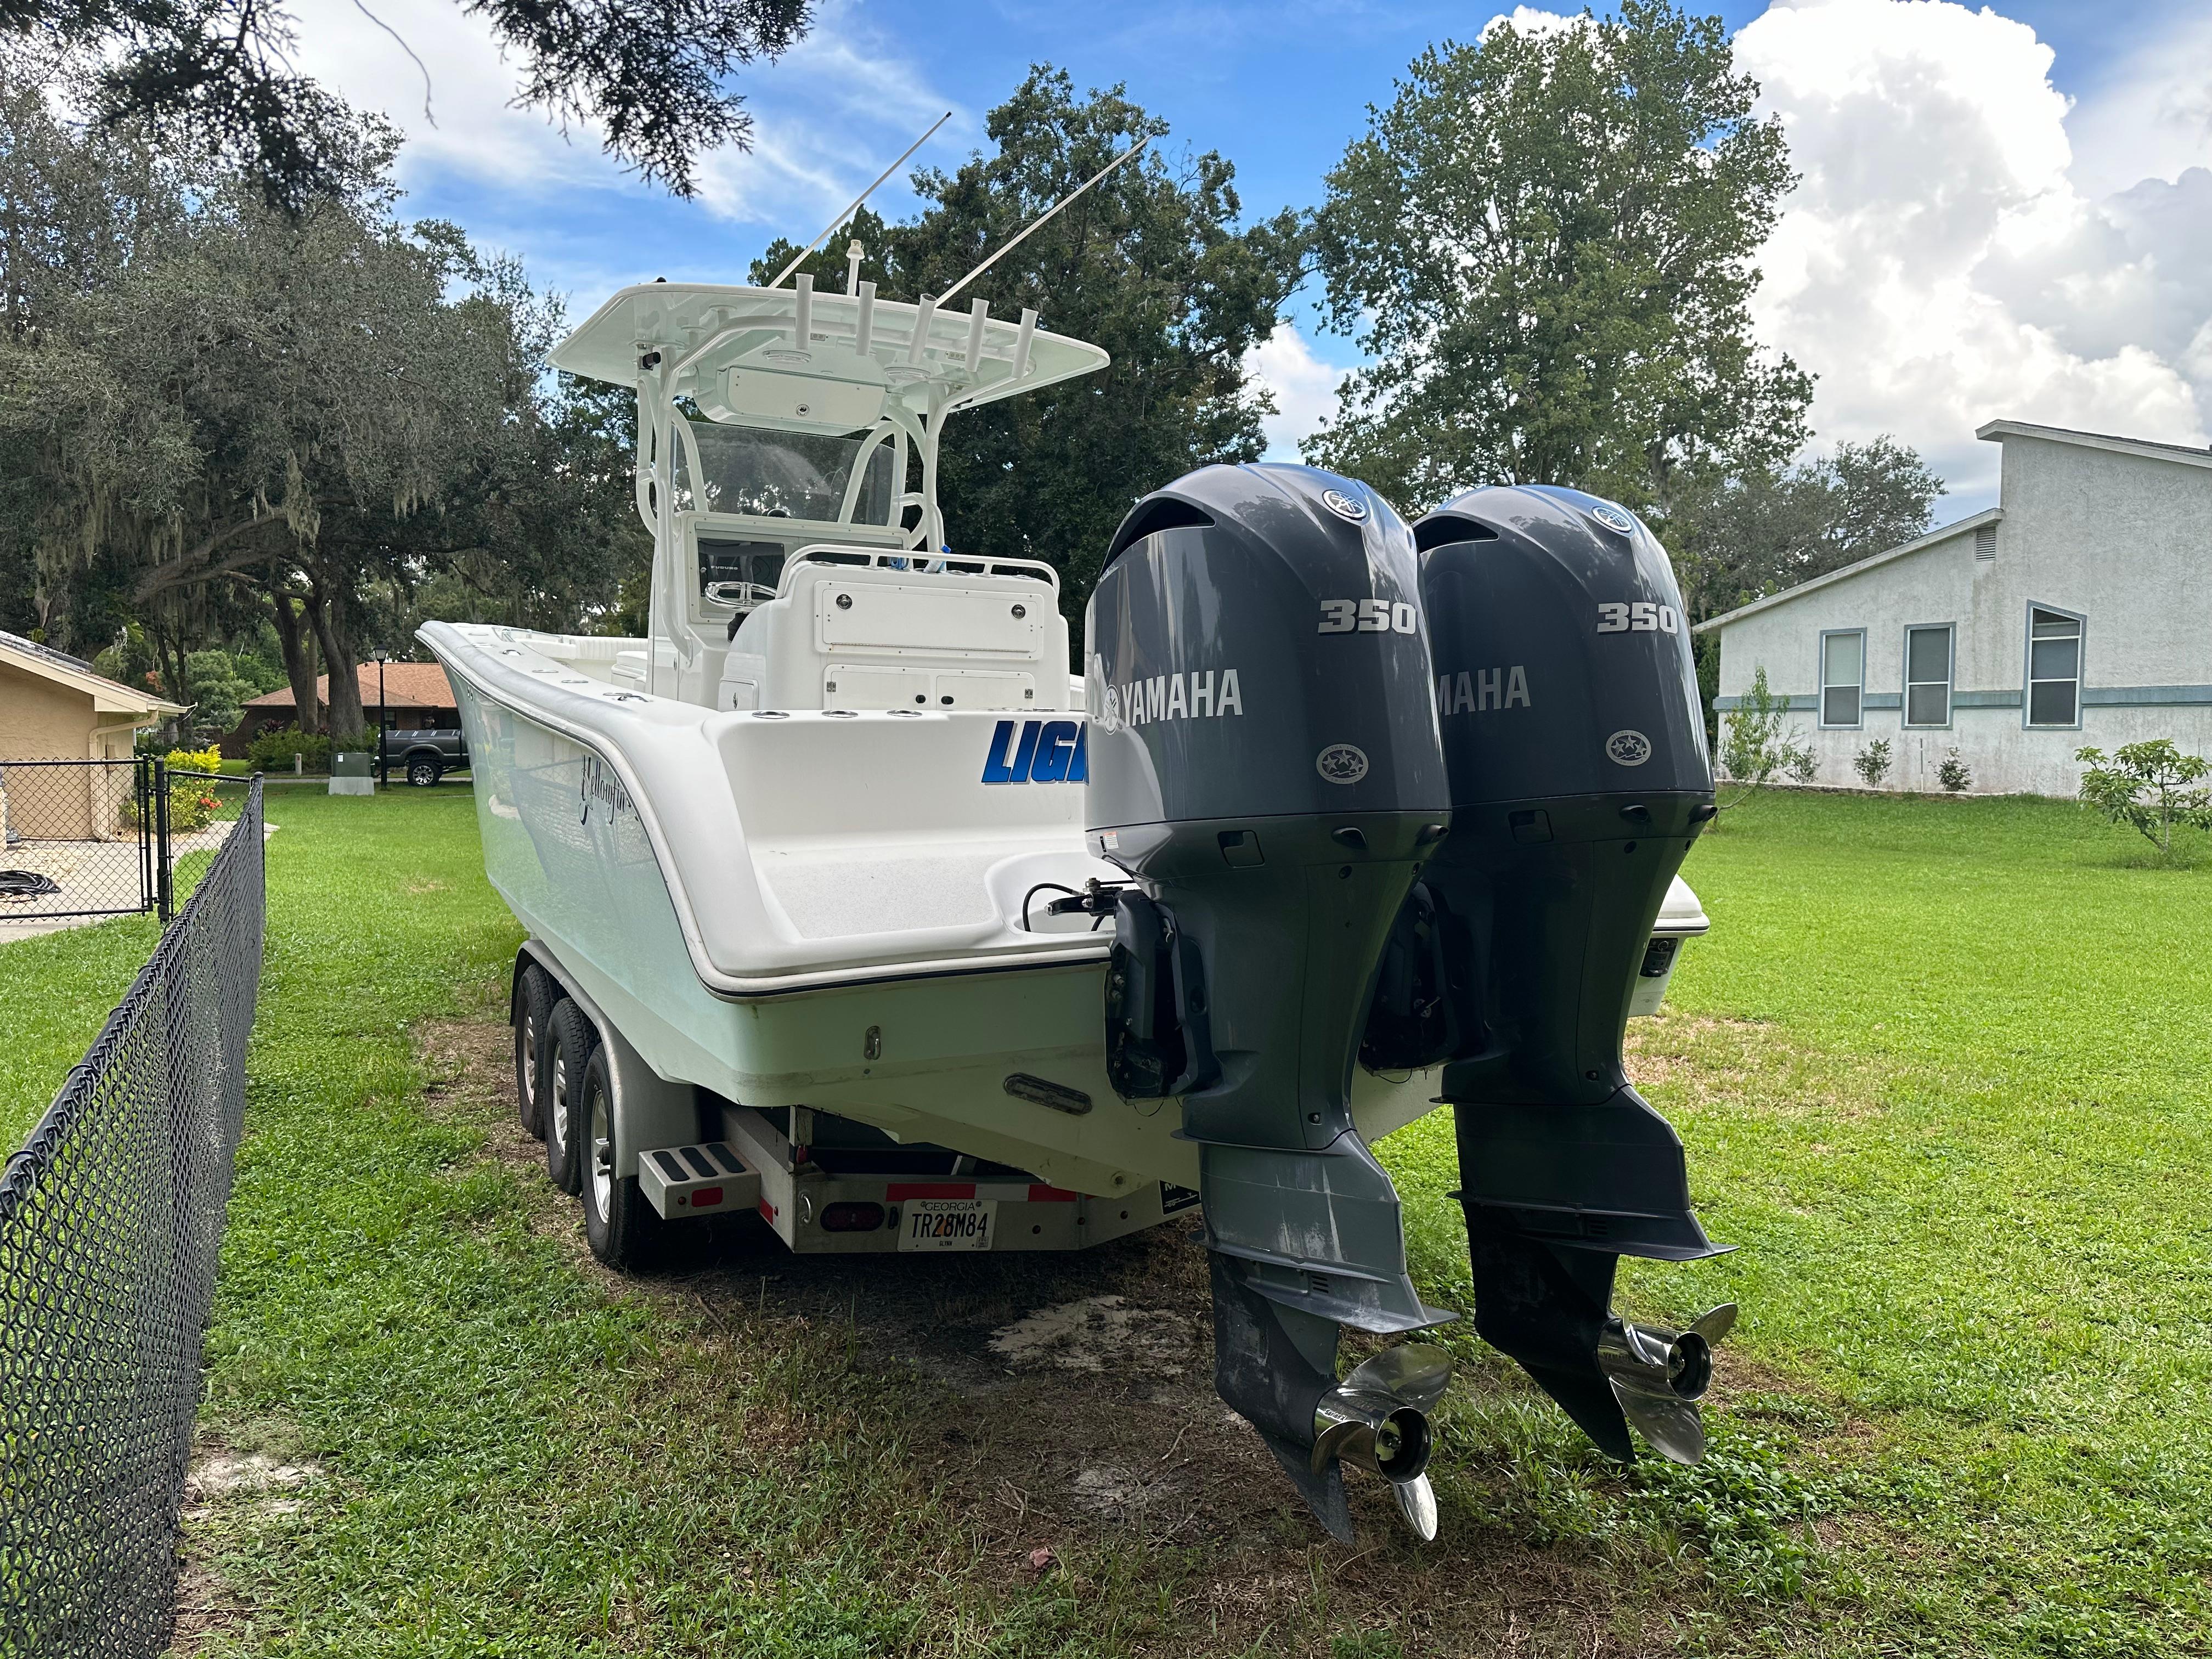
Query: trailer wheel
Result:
<box><xmin>544</xmin><ymin>998</ymin><xmax>595</xmax><ymax>1195</ymax></box>
<box><xmin>513</xmin><ymin>963</ymin><xmax>554</xmax><ymax>1139</ymax></box>
<box><xmin>578</xmin><ymin>1046</ymin><xmax>665</xmax><ymax>1270</ymax></box>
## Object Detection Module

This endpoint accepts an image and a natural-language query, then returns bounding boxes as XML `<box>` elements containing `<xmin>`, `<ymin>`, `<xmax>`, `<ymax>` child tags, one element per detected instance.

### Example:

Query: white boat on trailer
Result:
<box><xmin>424</xmin><ymin>253</ymin><xmax>1731</xmax><ymax>1544</ymax></box>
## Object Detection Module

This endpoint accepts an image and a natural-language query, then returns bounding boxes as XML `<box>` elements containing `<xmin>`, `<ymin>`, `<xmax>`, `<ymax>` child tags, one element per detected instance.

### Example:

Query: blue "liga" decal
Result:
<box><xmin>983</xmin><ymin>719</ymin><xmax>1087</xmax><ymax>784</ymax></box>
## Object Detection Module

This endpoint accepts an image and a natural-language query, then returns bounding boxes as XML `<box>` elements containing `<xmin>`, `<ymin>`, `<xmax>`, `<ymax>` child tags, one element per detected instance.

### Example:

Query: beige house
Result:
<box><xmin>0</xmin><ymin>630</ymin><xmax>185</xmax><ymax>839</ymax></box>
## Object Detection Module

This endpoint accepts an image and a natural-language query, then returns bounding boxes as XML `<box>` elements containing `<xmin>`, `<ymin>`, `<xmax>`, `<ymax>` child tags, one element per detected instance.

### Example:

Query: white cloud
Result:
<box><xmin>1243</xmin><ymin>323</ymin><xmax>1350</xmax><ymax>460</ymax></box>
<box><xmin>1736</xmin><ymin>0</ymin><xmax>2209</xmax><ymax>499</ymax></box>
<box><xmin>284</xmin><ymin>0</ymin><xmax>963</xmax><ymax>232</ymax></box>
<box><xmin>1481</xmin><ymin>5</ymin><xmax>1586</xmax><ymax>42</ymax></box>
<box><xmin>2062</xmin><ymin>5</ymin><xmax>2212</xmax><ymax>200</ymax></box>
<box><xmin>286</xmin><ymin>0</ymin><xmax>619</xmax><ymax>190</ymax></box>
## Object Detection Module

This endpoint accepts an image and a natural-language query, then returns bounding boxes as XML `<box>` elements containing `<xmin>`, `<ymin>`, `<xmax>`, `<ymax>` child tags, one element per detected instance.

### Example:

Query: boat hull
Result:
<box><xmin>442</xmin><ymin>655</ymin><xmax>1443</xmax><ymax>1195</ymax></box>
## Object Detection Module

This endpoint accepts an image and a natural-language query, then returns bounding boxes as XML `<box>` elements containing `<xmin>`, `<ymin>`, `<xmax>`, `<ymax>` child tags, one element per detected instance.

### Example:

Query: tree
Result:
<box><xmin>1716</xmin><ymin>664</ymin><xmax>1809</xmax><ymax>807</ymax></box>
<box><xmin>0</xmin><ymin>89</ymin><xmax>646</xmax><ymax>730</ymax></box>
<box><xmin>1666</xmin><ymin>435</ymin><xmax>1945</xmax><ymax>625</ymax></box>
<box><xmin>3</xmin><ymin>1</ymin><xmax>810</xmax><ymax>210</ymax></box>
<box><xmin>754</xmin><ymin>69</ymin><xmax>1305</xmax><ymax>611</ymax></box>
<box><xmin>1307</xmin><ymin>1</ymin><xmax>1809</xmax><ymax>512</ymax></box>
<box><xmin>2076</xmin><ymin>740</ymin><xmax>2212</xmax><ymax>861</ymax></box>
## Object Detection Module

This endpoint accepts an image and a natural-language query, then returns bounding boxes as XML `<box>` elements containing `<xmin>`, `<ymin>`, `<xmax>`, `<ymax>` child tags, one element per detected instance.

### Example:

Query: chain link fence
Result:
<box><xmin>0</xmin><ymin>774</ymin><xmax>267</xmax><ymax>1656</ymax></box>
<box><xmin>0</xmin><ymin>760</ymin><xmax>157</xmax><ymax>922</ymax></box>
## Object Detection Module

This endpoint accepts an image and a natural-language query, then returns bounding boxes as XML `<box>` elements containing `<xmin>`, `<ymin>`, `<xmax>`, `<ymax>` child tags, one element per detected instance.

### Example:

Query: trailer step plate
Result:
<box><xmin>896</xmin><ymin>1198</ymin><xmax>996</xmax><ymax>1252</ymax></box>
<box><xmin>640</xmin><ymin>1142</ymin><xmax>760</xmax><ymax>1219</ymax></box>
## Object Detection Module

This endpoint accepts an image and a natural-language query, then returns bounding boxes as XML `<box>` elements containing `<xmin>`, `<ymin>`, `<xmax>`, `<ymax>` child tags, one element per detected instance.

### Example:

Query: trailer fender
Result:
<box><xmin>520</xmin><ymin>941</ymin><xmax>701</xmax><ymax>1180</ymax></box>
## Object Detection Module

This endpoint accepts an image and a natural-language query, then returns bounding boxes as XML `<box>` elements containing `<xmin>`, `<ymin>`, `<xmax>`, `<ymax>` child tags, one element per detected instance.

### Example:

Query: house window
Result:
<box><xmin>1820</xmin><ymin>629</ymin><xmax>1864</xmax><ymax>727</ymax></box>
<box><xmin>1904</xmin><ymin>624</ymin><xmax>1953</xmax><ymax>727</ymax></box>
<box><xmin>2025</xmin><ymin>605</ymin><xmax>2083</xmax><ymax>727</ymax></box>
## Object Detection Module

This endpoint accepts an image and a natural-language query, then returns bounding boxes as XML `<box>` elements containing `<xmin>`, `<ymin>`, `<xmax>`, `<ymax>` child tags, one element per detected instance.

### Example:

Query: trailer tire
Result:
<box><xmin>544</xmin><ymin>998</ymin><xmax>595</xmax><ymax>1195</ymax></box>
<box><xmin>513</xmin><ymin>963</ymin><xmax>554</xmax><ymax>1139</ymax></box>
<box><xmin>578</xmin><ymin>1046</ymin><xmax>665</xmax><ymax>1270</ymax></box>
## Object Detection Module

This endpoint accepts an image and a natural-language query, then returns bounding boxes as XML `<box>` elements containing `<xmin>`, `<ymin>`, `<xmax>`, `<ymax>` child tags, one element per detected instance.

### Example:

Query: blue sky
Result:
<box><xmin>291</xmin><ymin>0</ymin><xmax>2212</xmax><ymax>512</ymax></box>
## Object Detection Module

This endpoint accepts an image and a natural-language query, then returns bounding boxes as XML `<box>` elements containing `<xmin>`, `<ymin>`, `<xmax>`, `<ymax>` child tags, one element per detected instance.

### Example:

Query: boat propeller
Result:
<box><xmin>1310</xmin><ymin>1343</ymin><xmax>1454</xmax><ymax>1541</ymax></box>
<box><xmin>1595</xmin><ymin>1304</ymin><xmax>1737</xmax><ymax>1464</ymax></box>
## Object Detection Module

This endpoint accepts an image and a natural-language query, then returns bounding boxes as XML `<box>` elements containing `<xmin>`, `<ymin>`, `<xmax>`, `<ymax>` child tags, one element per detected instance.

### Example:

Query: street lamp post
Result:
<box><xmin>372</xmin><ymin>648</ymin><xmax>391</xmax><ymax>788</ymax></box>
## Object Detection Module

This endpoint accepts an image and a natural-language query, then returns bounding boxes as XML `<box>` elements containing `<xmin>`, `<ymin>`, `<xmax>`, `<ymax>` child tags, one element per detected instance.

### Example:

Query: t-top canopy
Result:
<box><xmin>550</xmin><ymin>283</ymin><xmax>1109</xmax><ymax>436</ymax></box>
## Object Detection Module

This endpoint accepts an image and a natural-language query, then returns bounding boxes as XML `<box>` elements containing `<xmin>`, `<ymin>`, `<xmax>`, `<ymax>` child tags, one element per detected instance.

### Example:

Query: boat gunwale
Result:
<box><xmin>424</xmin><ymin>622</ymin><xmax>1115</xmax><ymax>999</ymax></box>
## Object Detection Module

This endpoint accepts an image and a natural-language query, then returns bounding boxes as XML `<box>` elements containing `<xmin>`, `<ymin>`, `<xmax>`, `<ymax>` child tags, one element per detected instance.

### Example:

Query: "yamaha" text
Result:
<box><xmin>1102</xmin><ymin>668</ymin><xmax>1244</xmax><ymax>729</ymax></box>
<box><xmin>1435</xmin><ymin>665</ymin><xmax>1532</xmax><ymax>717</ymax></box>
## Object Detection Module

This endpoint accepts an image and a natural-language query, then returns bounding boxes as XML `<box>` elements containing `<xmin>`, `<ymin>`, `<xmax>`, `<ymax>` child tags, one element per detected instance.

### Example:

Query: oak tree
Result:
<box><xmin>1308</xmin><ymin>1</ymin><xmax>1809</xmax><ymax>515</ymax></box>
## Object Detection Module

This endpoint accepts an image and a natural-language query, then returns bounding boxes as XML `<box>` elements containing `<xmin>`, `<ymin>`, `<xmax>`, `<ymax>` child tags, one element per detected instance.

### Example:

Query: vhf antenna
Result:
<box><xmin>936</xmin><ymin>133</ymin><xmax>1149</xmax><ymax>305</ymax></box>
<box><xmin>769</xmin><ymin>111</ymin><xmax>953</xmax><ymax>289</ymax></box>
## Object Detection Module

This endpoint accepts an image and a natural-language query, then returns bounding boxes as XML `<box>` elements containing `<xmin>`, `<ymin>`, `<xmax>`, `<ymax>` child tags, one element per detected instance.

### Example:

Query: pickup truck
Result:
<box><xmin>380</xmin><ymin>727</ymin><xmax>469</xmax><ymax>787</ymax></box>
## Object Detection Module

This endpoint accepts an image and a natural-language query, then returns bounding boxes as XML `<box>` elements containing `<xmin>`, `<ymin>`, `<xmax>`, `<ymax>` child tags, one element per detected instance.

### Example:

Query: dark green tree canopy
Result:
<box><xmin>1666</xmin><ymin>435</ymin><xmax>1945</xmax><ymax>624</ymax></box>
<box><xmin>1308</xmin><ymin>0</ymin><xmax>1810</xmax><ymax>514</ymax></box>
<box><xmin>754</xmin><ymin>67</ymin><xmax>1305</xmax><ymax>608</ymax></box>
<box><xmin>2</xmin><ymin>0</ymin><xmax>809</xmax><ymax>209</ymax></box>
<box><xmin>0</xmin><ymin>82</ymin><xmax>643</xmax><ymax>734</ymax></box>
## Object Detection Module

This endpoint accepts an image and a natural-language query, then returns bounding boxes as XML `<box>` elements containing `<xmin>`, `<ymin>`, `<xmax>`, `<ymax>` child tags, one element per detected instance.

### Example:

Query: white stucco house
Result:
<box><xmin>1698</xmin><ymin>420</ymin><xmax>2212</xmax><ymax>797</ymax></box>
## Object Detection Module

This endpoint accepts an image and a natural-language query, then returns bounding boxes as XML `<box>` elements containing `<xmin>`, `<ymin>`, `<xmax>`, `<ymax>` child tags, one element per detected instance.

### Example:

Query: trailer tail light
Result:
<box><xmin>821</xmin><ymin>1201</ymin><xmax>886</xmax><ymax>1233</ymax></box>
<box><xmin>690</xmin><ymin>1186</ymin><xmax>723</xmax><ymax>1209</ymax></box>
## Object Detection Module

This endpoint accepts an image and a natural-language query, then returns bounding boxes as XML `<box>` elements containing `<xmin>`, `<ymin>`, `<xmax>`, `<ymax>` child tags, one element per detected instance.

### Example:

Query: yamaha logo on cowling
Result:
<box><xmin>1606</xmin><ymin>729</ymin><xmax>1653</xmax><ymax>766</ymax></box>
<box><xmin>1096</xmin><ymin>665</ymin><xmax>1244</xmax><ymax>733</ymax></box>
<box><xmin>1320</xmin><ymin>488</ymin><xmax>1369</xmax><ymax>523</ymax></box>
<box><xmin>983</xmin><ymin>719</ymin><xmax>1087</xmax><ymax>784</ymax></box>
<box><xmin>1589</xmin><ymin>503</ymin><xmax>1637</xmax><ymax>536</ymax></box>
<box><xmin>1316</xmin><ymin>743</ymin><xmax>1369</xmax><ymax>784</ymax></box>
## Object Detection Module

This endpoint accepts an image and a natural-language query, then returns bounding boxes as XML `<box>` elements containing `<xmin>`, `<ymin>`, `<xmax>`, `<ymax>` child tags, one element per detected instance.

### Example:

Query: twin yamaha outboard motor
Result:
<box><xmin>1368</xmin><ymin>484</ymin><xmax>1736</xmax><ymax>1466</ymax></box>
<box><xmin>1084</xmin><ymin>464</ymin><xmax>1457</xmax><ymax>1542</ymax></box>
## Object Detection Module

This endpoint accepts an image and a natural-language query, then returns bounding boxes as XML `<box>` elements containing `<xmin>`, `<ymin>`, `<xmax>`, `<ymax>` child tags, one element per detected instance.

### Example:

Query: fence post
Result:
<box><xmin>154</xmin><ymin>759</ymin><xmax>173</xmax><ymax>924</ymax></box>
<box><xmin>136</xmin><ymin>758</ymin><xmax>155</xmax><ymax>916</ymax></box>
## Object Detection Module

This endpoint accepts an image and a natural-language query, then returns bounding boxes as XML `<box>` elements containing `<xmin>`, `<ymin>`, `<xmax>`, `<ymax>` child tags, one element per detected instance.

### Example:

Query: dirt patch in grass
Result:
<box><xmin>379</xmin><ymin>1005</ymin><xmax>1699</xmax><ymax>1656</ymax></box>
<box><xmin>1628</xmin><ymin>1009</ymin><xmax>1893</xmax><ymax>1124</ymax></box>
<box><xmin>171</xmin><ymin>1433</ymin><xmax>327</xmax><ymax>1654</ymax></box>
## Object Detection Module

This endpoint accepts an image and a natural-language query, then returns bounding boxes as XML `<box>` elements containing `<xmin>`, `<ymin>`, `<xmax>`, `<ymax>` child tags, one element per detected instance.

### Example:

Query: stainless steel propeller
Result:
<box><xmin>1310</xmin><ymin>1342</ymin><xmax>1454</xmax><ymax>1541</ymax></box>
<box><xmin>1595</xmin><ymin>1304</ymin><xmax>1736</xmax><ymax>1463</ymax></box>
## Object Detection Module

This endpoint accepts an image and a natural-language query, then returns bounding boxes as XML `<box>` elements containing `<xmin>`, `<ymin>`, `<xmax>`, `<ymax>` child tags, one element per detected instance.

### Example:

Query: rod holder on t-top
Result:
<box><xmin>1360</xmin><ymin>483</ymin><xmax>1736</xmax><ymax>1468</ymax></box>
<box><xmin>1084</xmin><ymin>462</ymin><xmax>1457</xmax><ymax>1543</ymax></box>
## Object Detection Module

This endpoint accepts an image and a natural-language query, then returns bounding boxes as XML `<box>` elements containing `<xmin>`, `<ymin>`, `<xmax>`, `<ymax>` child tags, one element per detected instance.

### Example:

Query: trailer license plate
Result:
<box><xmin>898</xmin><ymin>1199</ymin><xmax>996</xmax><ymax>1252</ymax></box>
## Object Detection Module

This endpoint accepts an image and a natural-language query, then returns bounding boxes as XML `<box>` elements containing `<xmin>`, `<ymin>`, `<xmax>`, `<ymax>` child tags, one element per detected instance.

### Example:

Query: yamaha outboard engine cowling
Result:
<box><xmin>1085</xmin><ymin>463</ymin><xmax>1456</xmax><ymax>1542</ymax></box>
<box><xmin>1374</xmin><ymin>484</ymin><xmax>1737</xmax><ymax>1465</ymax></box>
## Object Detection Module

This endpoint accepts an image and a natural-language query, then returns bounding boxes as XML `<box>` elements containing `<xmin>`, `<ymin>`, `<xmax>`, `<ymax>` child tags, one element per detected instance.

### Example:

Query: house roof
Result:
<box><xmin>0</xmin><ymin>629</ymin><xmax>188</xmax><ymax>718</ymax></box>
<box><xmin>245</xmin><ymin>661</ymin><xmax>455</xmax><ymax>711</ymax></box>
<box><xmin>1977</xmin><ymin>417</ymin><xmax>2212</xmax><ymax>471</ymax></box>
<box><xmin>1691</xmin><ymin>507</ymin><xmax>2005</xmax><ymax>634</ymax></box>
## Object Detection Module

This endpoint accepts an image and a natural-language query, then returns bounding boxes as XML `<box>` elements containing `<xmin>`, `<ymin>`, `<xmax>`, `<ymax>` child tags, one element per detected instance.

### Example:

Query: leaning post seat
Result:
<box><xmin>720</xmin><ymin>546</ymin><xmax>1075</xmax><ymax>714</ymax></box>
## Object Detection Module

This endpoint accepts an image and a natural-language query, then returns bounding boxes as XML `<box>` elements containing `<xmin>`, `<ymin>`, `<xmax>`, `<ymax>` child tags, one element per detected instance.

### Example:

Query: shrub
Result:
<box><xmin>2076</xmin><ymin>738</ymin><xmax>2212</xmax><ymax>861</ymax></box>
<box><xmin>246</xmin><ymin>724</ymin><xmax>333</xmax><ymax>774</ymax></box>
<box><xmin>1784</xmin><ymin>746</ymin><xmax>1818</xmax><ymax>785</ymax></box>
<box><xmin>1717</xmin><ymin>665</ymin><xmax>1813</xmax><ymax>807</ymax></box>
<box><xmin>1937</xmin><ymin>749</ymin><xmax>1972</xmax><ymax>793</ymax></box>
<box><xmin>1853</xmin><ymin>738</ymin><xmax>1893</xmax><ymax>788</ymax></box>
<box><xmin>160</xmin><ymin>746</ymin><xmax>225</xmax><ymax>832</ymax></box>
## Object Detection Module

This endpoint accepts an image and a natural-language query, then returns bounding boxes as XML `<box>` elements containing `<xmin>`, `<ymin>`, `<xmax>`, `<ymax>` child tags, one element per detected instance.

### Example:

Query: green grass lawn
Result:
<box><xmin>1390</xmin><ymin>791</ymin><xmax>2212</xmax><ymax>1654</ymax></box>
<box><xmin>5</xmin><ymin>783</ymin><xmax>2207</xmax><ymax>1656</ymax></box>
<box><xmin>0</xmin><ymin>910</ymin><xmax>162</xmax><ymax>1147</ymax></box>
